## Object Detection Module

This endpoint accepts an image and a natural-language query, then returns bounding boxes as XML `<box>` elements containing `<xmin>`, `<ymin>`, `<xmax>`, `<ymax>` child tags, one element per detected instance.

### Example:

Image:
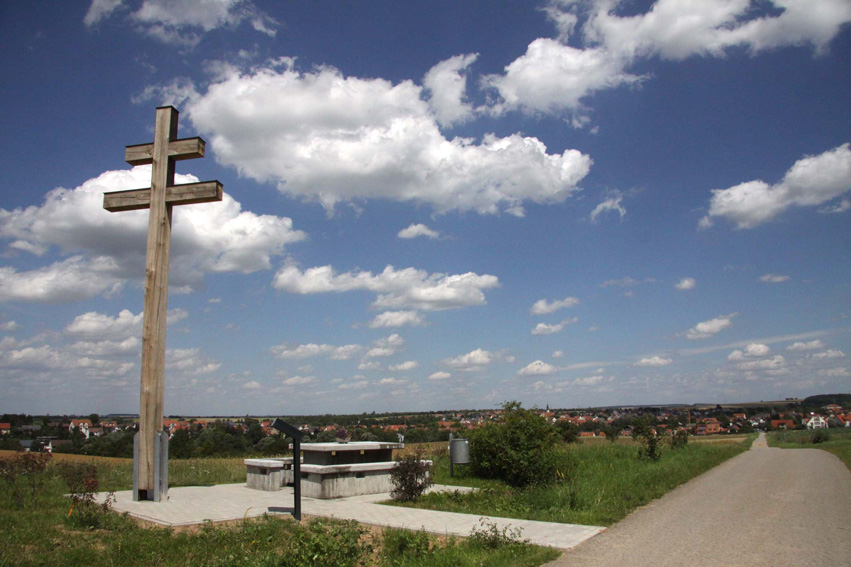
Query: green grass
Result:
<box><xmin>767</xmin><ymin>428</ymin><xmax>851</xmax><ymax>469</ymax></box>
<box><xmin>0</xmin><ymin>455</ymin><xmax>557</xmax><ymax>567</ymax></box>
<box><xmin>0</xmin><ymin>452</ymin><xmax>254</xmax><ymax>492</ymax></box>
<box><xmin>397</xmin><ymin>436</ymin><xmax>753</xmax><ymax>527</ymax></box>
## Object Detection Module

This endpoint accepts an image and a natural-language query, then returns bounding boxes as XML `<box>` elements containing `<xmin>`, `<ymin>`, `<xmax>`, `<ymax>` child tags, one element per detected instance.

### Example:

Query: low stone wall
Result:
<box><xmin>245</xmin><ymin>457</ymin><xmax>432</xmax><ymax>499</ymax></box>
<box><xmin>244</xmin><ymin>458</ymin><xmax>293</xmax><ymax>491</ymax></box>
<box><xmin>299</xmin><ymin>461</ymin><xmax>398</xmax><ymax>499</ymax></box>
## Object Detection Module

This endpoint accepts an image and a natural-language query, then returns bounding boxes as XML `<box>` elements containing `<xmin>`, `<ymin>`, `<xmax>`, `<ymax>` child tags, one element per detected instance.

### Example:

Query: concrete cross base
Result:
<box><xmin>133</xmin><ymin>431</ymin><xmax>169</xmax><ymax>501</ymax></box>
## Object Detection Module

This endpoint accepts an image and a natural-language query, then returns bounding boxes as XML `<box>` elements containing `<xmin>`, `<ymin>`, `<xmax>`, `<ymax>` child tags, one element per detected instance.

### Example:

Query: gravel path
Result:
<box><xmin>548</xmin><ymin>433</ymin><xmax>851</xmax><ymax>567</ymax></box>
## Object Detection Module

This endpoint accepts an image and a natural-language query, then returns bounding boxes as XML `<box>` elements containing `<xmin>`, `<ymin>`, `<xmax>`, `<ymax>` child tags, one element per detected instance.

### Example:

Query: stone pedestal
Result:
<box><xmin>244</xmin><ymin>458</ymin><xmax>292</xmax><ymax>491</ymax></box>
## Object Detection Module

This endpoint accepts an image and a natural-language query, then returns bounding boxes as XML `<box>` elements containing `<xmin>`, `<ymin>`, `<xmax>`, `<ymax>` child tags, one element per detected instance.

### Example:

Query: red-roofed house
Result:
<box><xmin>771</xmin><ymin>419</ymin><xmax>795</xmax><ymax>430</ymax></box>
<box><xmin>0</xmin><ymin>423</ymin><xmax>10</xmax><ymax>436</ymax></box>
<box><xmin>70</xmin><ymin>419</ymin><xmax>93</xmax><ymax>438</ymax></box>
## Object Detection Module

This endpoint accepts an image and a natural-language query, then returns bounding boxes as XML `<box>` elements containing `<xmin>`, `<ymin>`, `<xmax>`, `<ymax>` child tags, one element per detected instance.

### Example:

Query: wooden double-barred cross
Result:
<box><xmin>104</xmin><ymin>106</ymin><xmax>222</xmax><ymax>501</ymax></box>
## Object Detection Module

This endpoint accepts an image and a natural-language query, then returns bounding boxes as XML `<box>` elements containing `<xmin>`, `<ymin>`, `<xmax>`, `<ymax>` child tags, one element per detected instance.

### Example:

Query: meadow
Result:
<box><xmin>395</xmin><ymin>435</ymin><xmax>754</xmax><ymax>527</ymax></box>
<box><xmin>766</xmin><ymin>427</ymin><xmax>851</xmax><ymax>469</ymax></box>
<box><xmin>0</xmin><ymin>434</ymin><xmax>756</xmax><ymax>566</ymax></box>
<box><xmin>0</xmin><ymin>450</ymin><xmax>556</xmax><ymax>567</ymax></box>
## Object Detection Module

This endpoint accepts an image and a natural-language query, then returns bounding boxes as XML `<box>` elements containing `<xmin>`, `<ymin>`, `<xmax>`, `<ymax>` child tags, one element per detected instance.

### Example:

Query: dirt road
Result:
<box><xmin>548</xmin><ymin>433</ymin><xmax>851</xmax><ymax>567</ymax></box>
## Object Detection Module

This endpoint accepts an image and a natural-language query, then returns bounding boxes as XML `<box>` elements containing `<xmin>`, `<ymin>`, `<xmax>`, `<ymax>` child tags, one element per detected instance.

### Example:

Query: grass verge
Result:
<box><xmin>0</xmin><ymin>455</ymin><xmax>557</xmax><ymax>567</ymax></box>
<box><xmin>766</xmin><ymin>428</ymin><xmax>851</xmax><ymax>469</ymax></box>
<box><xmin>396</xmin><ymin>435</ymin><xmax>753</xmax><ymax>526</ymax></box>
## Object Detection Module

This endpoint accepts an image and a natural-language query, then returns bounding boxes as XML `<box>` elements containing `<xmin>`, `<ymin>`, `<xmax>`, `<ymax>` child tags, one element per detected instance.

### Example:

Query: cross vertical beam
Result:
<box><xmin>138</xmin><ymin>105</ymin><xmax>174</xmax><ymax>502</ymax></box>
<box><xmin>103</xmin><ymin>106</ymin><xmax>222</xmax><ymax>502</ymax></box>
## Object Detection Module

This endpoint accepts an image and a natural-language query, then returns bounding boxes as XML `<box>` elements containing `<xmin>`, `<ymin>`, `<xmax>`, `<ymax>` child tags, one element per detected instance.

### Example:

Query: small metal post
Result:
<box><xmin>449</xmin><ymin>432</ymin><xmax>454</xmax><ymax>478</ymax></box>
<box><xmin>293</xmin><ymin>437</ymin><xmax>301</xmax><ymax>521</ymax></box>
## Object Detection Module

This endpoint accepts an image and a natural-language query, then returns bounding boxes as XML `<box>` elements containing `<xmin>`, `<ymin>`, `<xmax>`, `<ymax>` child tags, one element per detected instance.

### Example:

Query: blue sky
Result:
<box><xmin>1</xmin><ymin>1</ymin><xmax>849</xmax><ymax>416</ymax></box>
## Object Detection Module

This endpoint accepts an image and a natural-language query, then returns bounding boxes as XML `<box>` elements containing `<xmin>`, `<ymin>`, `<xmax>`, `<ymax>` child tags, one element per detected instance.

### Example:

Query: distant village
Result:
<box><xmin>2</xmin><ymin>394</ymin><xmax>848</xmax><ymax>456</ymax></box>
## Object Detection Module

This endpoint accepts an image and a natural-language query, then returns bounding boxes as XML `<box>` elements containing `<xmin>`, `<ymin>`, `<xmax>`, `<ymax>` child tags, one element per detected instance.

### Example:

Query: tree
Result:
<box><xmin>604</xmin><ymin>424</ymin><xmax>622</xmax><ymax>443</ymax></box>
<box><xmin>243</xmin><ymin>418</ymin><xmax>264</xmax><ymax>446</ymax></box>
<box><xmin>469</xmin><ymin>401</ymin><xmax>573</xmax><ymax>488</ymax></box>
<box><xmin>555</xmin><ymin>420</ymin><xmax>580</xmax><ymax>444</ymax></box>
<box><xmin>169</xmin><ymin>428</ymin><xmax>196</xmax><ymax>459</ymax></box>
<box><xmin>632</xmin><ymin>417</ymin><xmax>662</xmax><ymax>461</ymax></box>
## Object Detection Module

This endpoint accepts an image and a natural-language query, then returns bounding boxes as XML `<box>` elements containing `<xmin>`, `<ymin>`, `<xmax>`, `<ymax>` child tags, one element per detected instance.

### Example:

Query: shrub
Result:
<box><xmin>469</xmin><ymin>401</ymin><xmax>569</xmax><ymax>488</ymax></box>
<box><xmin>604</xmin><ymin>425</ymin><xmax>622</xmax><ymax>443</ymax></box>
<box><xmin>670</xmin><ymin>429</ymin><xmax>689</xmax><ymax>450</ymax></box>
<box><xmin>390</xmin><ymin>448</ymin><xmax>432</xmax><ymax>502</ymax></box>
<box><xmin>281</xmin><ymin>519</ymin><xmax>372</xmax><ymax>567</ymax></box>
<box><xmin>382</xmin><ymin>528</ymin><xmax>433</xmax><ymax>565</ymax></box>
<box><xmin>56</xmin><ymin>461</ymin><xmax>115</xmax><ymax>529</ymax></box>
<box><xmin>468</xmin><ymin>518</ymin><xmax>530</xmax><ymax>549</ymax></box>
<box><xmin>632</xmin><ymin>419</ymin><xmax>662</xmax><ymax>461</ymax></box>
<box><xmin>0</xmin><ymin>451</ymin><xmax>52</xmax><ymax>508</ymax></box>
<box><xmin>812</xmin><ymin>428</ymin><xmax>830</xmax><ymax>444</ymax></box>
<box><xmin>555</xmin><ymin>420</ymin><xmax>580</xmax><ymax>444</ymax></box>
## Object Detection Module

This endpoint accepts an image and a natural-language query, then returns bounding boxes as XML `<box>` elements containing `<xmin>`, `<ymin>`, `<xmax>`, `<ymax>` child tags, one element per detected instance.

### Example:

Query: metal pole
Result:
<box><xmin>449</xmin><ymin>432</ymin><xmax>454</xmax><ymax>478</ymax></box>
<box><xmin>293</xmin><ymin>438</ymin><xmax>301</xmax><ymax>521</ymax></box>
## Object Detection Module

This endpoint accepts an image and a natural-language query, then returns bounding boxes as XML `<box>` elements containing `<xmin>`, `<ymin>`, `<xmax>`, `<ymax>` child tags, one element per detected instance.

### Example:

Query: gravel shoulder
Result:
<box><xmin>547</xmin><ymin>433</ymin><xmax>851</xmax><ymax>567</ymax></box>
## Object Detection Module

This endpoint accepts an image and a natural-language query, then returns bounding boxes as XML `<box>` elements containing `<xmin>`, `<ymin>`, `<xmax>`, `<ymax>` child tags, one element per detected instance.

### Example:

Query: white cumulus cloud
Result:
<box><xmin>365</xmin><ymin>334</ymin><xmax>405</xmax><ymax>358</ymax></box>
<box><xmin>483</xmin><ymin>1</ymin><xmax>851</xmax><ymax>121</ymax></box>
<box><xmin>397</xmin><ymin>224</ymin><xmax>440</xmax><ymax>240</ymax></box>
<box><xmin>700</xmin><ymin>144</ymin><xmax>851</xmax><ymax>229</ymax></box>
<box><xmin>812</xmin><ymin>349</ymin><xmax>846</xmax><ymax>359</ymax></box>
<box><xmin>737</xmin><ymin>355</ymin><xmax>786</xmax><ymax>371</ymax></box>
<box><xmin>635</xmin><ymin>356</ymin><xmax>673</xmax><ymax>367</ymax></box>
<box><xmin>675</xmin><ymin>277</ymin><xmax>696</xmax><ymax>291</ymax></box>
<box><xmin>787</xmin><ymin>340</ymin><xmax>825</xmax><ymax>351</ymax></box>
<box><xmin>530</xmin><ymin>296</ymin><xmax>580</xmax><ymax>316</ymax></box>
<box><xmin>760</xmin><ymin>274</ymin><xmax>790</xmax><ymax>283</ymax></box>
<box><xmin>428</xmin><ymin>371</ymin><xmax>452</xmax><ymax>381</ymax></box>
<box><xmin>442</xmin><ymin>348</ymin><xmax>495</xmax><ymax>371</ymax></box>
<box><xmin>728</xmin><ymin>343</ymin><xmax>771</xmax><ymax>360</ymax></box>
<box><xmin>368</xmin><ymin>310</ymin><xmax>425</xmax><ymax>329</ymax></box>
<box><xmin>0</xmin><ymin>167</ymin><xmax>305</xmax><ymax>302</ymax></box>
<box><xmin>388</xmin><ymin>361</ymin><xmax>418</xmax><ymax>372</ymax></box>
<box><xmin>517</xmin><ymin>360</ymin><xmax>559</xmax><ymax>376</ymax></box>
<box><xmin>685</xmin><ymin>313</ymin><xmax>738</xmax><ymax>340</ymax></box>
<box><xmin>531</xmin><ymin>318</ymin><xmax>578</xmax><ymax>336</ymax></box>
<box><xmin>423</xmin><ymin>53</ymin><xmax>479</xmax><ymax>127</ymax></box>
<box><xmin>86</xmin><ymin>0</ymin><xmax>279</xmax><ymax>47</ymax></box>
<box><xmin>590</xmin><ymin>194</ymin><xmax>626</xmax><ymax>223</ymax></box>
<box><xmin>169</xmin><ymin>60</ymin><xmax>592</xmax><ymax>216</ymax></box>
<box><xmin>273</xmin><ymin>264</ymin><xmax>499</xmax><ymax>312</ymax></box>
<box><xmin>270</xmin><ymin>342</ymin><xmax>362</xmax><ymax>360</ymax></box>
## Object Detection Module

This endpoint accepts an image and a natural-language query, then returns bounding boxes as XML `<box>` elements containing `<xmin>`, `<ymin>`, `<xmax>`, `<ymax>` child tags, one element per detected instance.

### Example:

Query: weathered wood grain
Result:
<box><xmin>103</xmin><ymin>181</ymin><xmax>223</xmax><ymax>212</ymax></box>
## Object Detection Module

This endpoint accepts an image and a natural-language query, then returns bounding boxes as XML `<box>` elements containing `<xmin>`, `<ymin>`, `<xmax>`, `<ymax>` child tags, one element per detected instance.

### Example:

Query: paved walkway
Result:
<box><xmin>105</xmin><ymin>484</ymin><xmax>604</xmax><ymax>550</ymax></box>
<box><xmin>546</xmin><ymin>433</ymin><xmax>851</xmax><ymax>567</ymax></box>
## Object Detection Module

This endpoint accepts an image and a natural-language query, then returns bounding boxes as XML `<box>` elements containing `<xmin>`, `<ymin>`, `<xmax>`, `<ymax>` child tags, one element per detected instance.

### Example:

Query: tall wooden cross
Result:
<box><xmin>103</xmin><ymin>106</ymin><xmax>222</xmax><ymax>501</ymax></box>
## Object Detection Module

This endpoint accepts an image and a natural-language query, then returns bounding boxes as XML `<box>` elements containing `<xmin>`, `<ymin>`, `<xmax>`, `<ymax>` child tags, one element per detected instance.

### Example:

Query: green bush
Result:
<box><xmin>382</xmin><ymin>529</ymin><xmax>433</xmax><ymax>565</ymax></box>
<box><xmin>391</xmin><ymin>448</ymin><xmax>432</xmax><ymax>502</ymax></box>
<box><xmin>632</xmin><ymin>419</ymin><xmax>662</xmax><ymax>461</ymax></box>
<box><xmin>468</xmin><ymin>518</ymin><xmax>530</xmax><ymax>549</ymax></box>
<box><xmin>469</xmin><ymin>402</ymin><xmax>570</xmax><ymax>488</ymax></box>
<box><xmin>280</xmin><ymin>519</ymin><xmax>372</xmax><ymax>567</ymax></box>
<box><xmin>812</xmin><ymin>428</ymin><xmax>830</xmax><ymax>444</ymax></box>
<box><xmin>55</xmin><ymin>461</ymin><xmax>116</xmax><ymax>530</ymax></box>
<box><xmin>0</xmin><ymin>451</ymin><xmax>52</xmax><ymax>508</ymax></box>
<box><xmin>670</xmin><ymin>429</ymin><xmax>689</xmax><ymax>450</ymax></box>
<box><xmin>555</xmin><ymin>421</ymin><xmax>580</xmax><ymax>444</ymax></box>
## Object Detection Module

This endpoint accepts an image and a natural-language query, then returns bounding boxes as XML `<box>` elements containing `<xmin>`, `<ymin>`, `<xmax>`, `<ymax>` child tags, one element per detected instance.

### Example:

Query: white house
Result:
<box><xmin>805</xmin><ymin>415</ymin><xmax>828</xmax><ymax>429</ymax></box>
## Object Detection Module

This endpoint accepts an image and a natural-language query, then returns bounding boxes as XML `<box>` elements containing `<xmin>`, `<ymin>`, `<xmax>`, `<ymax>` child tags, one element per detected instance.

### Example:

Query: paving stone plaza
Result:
<box><xmin>103</xmin><ymin>483</ymin><xmax>604</xmax><ymax>550</ymax></box>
